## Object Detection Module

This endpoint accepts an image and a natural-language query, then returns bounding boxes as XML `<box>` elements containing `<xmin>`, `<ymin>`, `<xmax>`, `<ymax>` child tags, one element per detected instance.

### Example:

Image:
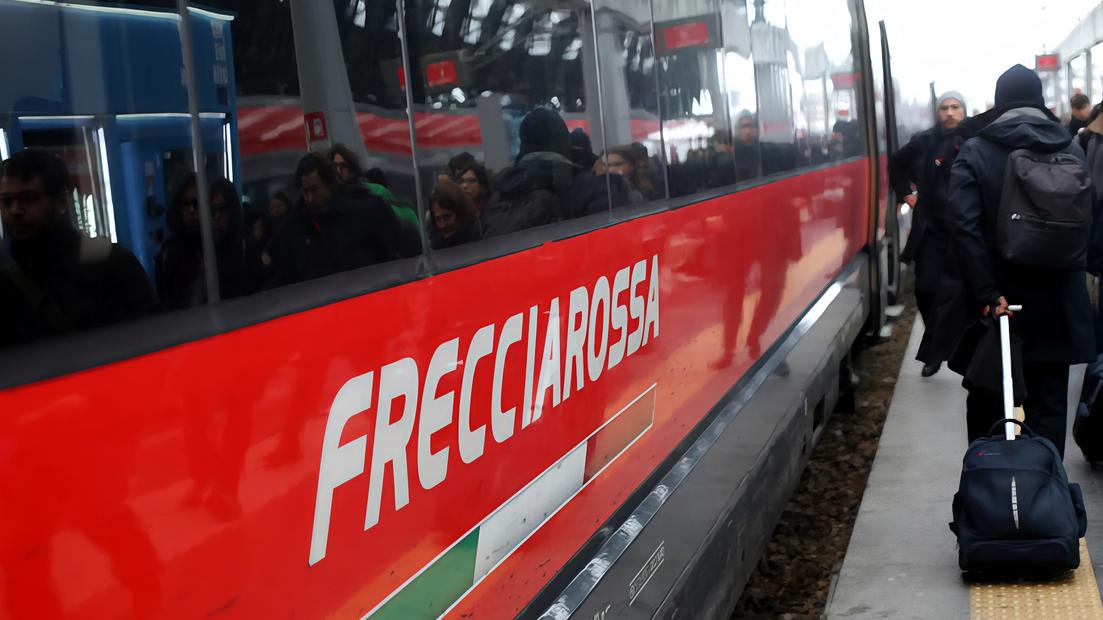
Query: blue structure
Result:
<box><xmin>0</xmin><ymin>0</ymin><xmax>238</xmax><ymax>276</ymax></box>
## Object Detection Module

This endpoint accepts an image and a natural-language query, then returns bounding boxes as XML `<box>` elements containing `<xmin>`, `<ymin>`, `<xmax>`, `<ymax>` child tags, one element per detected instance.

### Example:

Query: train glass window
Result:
<box><xmin>746</xmin><ymin>0</ymin><xmax>800</xmax><ymax>175</ymax></box>
<box><xmin>1091</xmin><ymin>43</ymin><xmax>1103</xmax><ymax>102</ymax></box>
<box><xmin>0</xmin><ymin>1</ymin><xmax>226</xmax><ymax>349</ymax></box>
<box><xmin>1069</xmin><ymin>54</ymin><xmax>1088</xmax><ymax>100</ymax></box>
<box><xmin>191</xmin><ymin>1</ymin><xmax>424</xmax><ymax>295</ymax></box>
<box><xmin>718</xmin><ymin>0</ymin><xmax>761</xmax><ymax>183</ymax></box>
<box><xmin>402</xmin><ymin>0</ymin><xmax>614</xmax><ymax>244</ymax></box>
<box><xmin>784</xmin><ymin>0</ymin><xmax>860</xmax><ymax>165</ymax></box>
<box><xmin>654</xmin><ymin>0</ymin><xmax>737</xmax><ymax>197</ymax></box>
<box><xmin>591</xmin><ymin>0</ymin><xmax>669</xmax><ymax>205</ymax></box>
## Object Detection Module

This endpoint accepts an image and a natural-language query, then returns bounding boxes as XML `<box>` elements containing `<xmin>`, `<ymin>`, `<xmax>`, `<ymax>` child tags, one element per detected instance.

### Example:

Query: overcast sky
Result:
<box><xmin>868</xmin><ymin>0</ymin><xmax>1102</xmax><ymax>113</ymax></box>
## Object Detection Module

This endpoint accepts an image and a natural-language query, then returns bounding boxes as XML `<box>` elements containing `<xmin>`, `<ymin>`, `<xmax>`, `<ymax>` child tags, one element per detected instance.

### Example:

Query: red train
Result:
<box><xmin>0</xmin><ymin>0</ymin><xmax>907</xmax><ymax>617</ymax></box>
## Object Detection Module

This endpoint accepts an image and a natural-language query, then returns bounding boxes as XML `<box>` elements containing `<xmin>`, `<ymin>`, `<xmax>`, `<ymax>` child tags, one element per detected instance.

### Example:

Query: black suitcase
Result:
<box><xmin>949</xmin><ymin>309</ymin><xmax>1087</xmax><ymax>576</ymax></box>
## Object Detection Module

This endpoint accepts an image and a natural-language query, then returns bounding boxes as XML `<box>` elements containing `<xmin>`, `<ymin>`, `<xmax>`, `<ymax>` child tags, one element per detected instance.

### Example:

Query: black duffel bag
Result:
<box><xmin>950</xmin><ymin>419</ymin><xmax>1087</xmax><ymax>576</ymax></box>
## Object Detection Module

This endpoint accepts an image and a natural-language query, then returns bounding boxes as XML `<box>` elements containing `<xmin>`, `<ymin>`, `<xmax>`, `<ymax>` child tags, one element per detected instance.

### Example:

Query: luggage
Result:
<box><xmin>949</xmin><ymin>307</ymin><xmax>1087</xmax><ymax>576</ymax></box>
<box><xmin>1074</xmin><ymin>355</ymin><xmax>1103</xmax><ymax>466</ymax></box>
<box><xmin>997</xmin><ymin>148</ymin><xmax>1092</xmax><ymax>270</ymax></box>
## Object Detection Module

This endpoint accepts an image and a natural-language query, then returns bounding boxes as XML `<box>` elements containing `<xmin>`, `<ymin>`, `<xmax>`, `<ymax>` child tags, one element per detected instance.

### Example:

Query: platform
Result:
<box><xmin>825</xmin><ymin>320</ymin><xmax>1103</xmax><ymax>619</ymax></box>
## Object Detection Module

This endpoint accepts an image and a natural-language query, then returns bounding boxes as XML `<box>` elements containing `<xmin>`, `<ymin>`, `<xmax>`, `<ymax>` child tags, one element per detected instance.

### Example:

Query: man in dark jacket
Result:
<box><xmin>949</xmin><ymin>64</ymin><xmax>1100</xmax><ymax>456</ymax></box>
<box><xmin>890</xmin><ymin>90</ymin><xmax>967</xmax><ymax>376</ymax></box>
<box><xmin>483</xmin><ymin>108</ymin><xmax>626</xmax><ymax>237</ymax></box>
<box><xmin>265</xmin><ymin>153</ymin><xmax>400</xmax><ymax>288</ymax></box>
<box><xmin>0</xmin><ymin>149</ymin><xmax>157</xmax><ymax>346</ymax></box>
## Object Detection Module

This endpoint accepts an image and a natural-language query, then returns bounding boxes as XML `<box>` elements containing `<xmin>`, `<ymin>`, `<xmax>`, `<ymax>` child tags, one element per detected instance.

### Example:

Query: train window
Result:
<box><xmin>401</xmin><ymin>0</ymin><xmax>614</xmax><ymax>245</ymax></box>
<box><xmin>654</xmin><ymin>0</ymin><xmax>737</xmax><ymax>197</ymax></box>
<box><xmin>0</xmin><ymin>1</ymin><xmax>216</xmax><ymax>348</ymax></box>
<box><xmin>591</xmin><ymin>0</ymin><xmax>669</xmax><ymax>205</ymax></box>
<box><xmin>717</xmin><ymin>0</ymin><xmax>761</xmax><ymax>183</ymax></box>
<box><xmin>188</xmin><ymin>1</ymin><xmax>425</xmax><ymax>295</ymax></box>
<box><xmin>1091</xmin><ymin>43</ymin><xmax>1103</xmax><ymax>102</ymax></box>
<box><xmin>783</xmin><ymin>0</ymin><xmax>861</xmax><ymax>167</ymax></box>
<box><xmin>1069</xmin><ymin>54</ymin><xmax>1088</xmax><ymax>100</ymax></box>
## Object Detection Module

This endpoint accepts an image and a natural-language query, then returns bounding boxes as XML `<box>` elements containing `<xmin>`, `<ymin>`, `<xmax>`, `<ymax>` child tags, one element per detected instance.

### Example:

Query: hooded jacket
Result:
<box><xmin>949</xmin><ymin>106</ymin><xmax>1099</xmax><ymax>363</ymax></box>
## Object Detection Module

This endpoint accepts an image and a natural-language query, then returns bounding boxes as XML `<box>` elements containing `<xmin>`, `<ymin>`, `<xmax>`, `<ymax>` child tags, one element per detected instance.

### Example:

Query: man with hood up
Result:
<box><xmin>949</xmin><ymin>64</ymin><xmax>1101</xmax><ymax>456</ymax></box>
<box><xmin>483</xmin><ymin>108</ymin><xmax>627</xmax><ymax>237</ymax></box>
<box><xmin>889</xmin><ymin>90</ymin><xmax>968</xmax><ymax>377</ymax></box>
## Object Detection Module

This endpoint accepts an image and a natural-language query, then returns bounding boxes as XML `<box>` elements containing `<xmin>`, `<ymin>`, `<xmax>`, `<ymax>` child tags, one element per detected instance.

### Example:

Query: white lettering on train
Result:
<box><xmin>308</xmin><ymin>254</ymin><xmax>661</xmax><ymax>565</ymax></box>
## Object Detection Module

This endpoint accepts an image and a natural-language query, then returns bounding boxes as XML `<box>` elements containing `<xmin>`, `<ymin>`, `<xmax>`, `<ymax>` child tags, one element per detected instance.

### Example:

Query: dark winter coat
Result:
<box><xmin>949</xmin><ymin>106</ymin><xmax>1099</xmax><ymax>363</ymax></box>
<box><xmin>429</xmin><ymin>217</ymin><xmax>482</xmax><ymax>250</ymax></box>
<box><xmin>156</xmin><ymin>189</ymin><xmax>246</xmax><ymax>310</ymax></box>
<box><xmin>264</xmin><ymin>185</ymin><xmax>400</xmax><ymax>288</ymax></box>
<box><xmin>0</xmin><ymin>221</ymin><xmax>157</xmax><ymax>346</ymax></box>
<box><xmin>482</xmin><ymin>151</ymin><xmax>624</xmax><ymax>237</ymax></box>
<box><xmin>890</xmin><ymin>126</ymin><xmax>962</xmax><ymax>262</ymax></box>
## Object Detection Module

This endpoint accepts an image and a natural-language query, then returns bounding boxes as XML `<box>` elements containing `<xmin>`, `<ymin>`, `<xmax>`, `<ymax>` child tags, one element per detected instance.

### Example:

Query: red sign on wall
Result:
<box><xmin>1036</xmin><ymin>53</ymin><xmax>1060</xmax><ymax>72</ymax></box>
<box><xmin>425</xmin><ymin>59</ymin><xmax>459</xmax><ymax>88</ymax></box>
<box><xmin>660</xmin><ymin>21</ymin><xmax>711</xmax><ymax>51</ymax></box>
<box><xmin>304</xmin><ymin>111</ymin><xmax>328</xmax><ymax>142</ymax></box>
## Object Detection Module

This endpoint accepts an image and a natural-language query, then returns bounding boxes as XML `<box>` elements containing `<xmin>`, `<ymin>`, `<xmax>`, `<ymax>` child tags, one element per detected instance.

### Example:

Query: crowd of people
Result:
<box><xmin>0</xmin><ymin>104</ymin><xmax>861</xmax><ymax>348</ymax></box>
<box><xmin>891</xmin><ymin>64</ymin><xmax>1103</xmax><ymax>458</ymax></box>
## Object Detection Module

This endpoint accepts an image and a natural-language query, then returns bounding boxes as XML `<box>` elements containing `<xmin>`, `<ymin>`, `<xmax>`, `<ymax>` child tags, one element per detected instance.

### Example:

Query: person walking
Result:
<box><xmin>889</xmin><ymin>90</ymin><xmax>967</xmax><ymax>377</ymax></box>
<box><xmin>949</xmin><ymin>64</ymin><xmax>1100</xmax><ymax>457</ymax></box>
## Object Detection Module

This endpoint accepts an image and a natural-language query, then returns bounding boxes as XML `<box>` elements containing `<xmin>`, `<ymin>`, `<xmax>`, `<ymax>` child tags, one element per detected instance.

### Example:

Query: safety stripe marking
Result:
<box><xmin>363</xmin><ymin>384</ymin><xmax>657</xmax><ymax>620</ymax></box>
<box><xmin>971</xmin><ymin>539</ymin><xmax>1103</xmax><ymax>619</ymax></box>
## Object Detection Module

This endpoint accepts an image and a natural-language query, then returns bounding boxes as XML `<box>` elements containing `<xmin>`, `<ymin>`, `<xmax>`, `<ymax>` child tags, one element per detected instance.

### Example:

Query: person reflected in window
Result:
<box><xmin>427</xmin><ymin>181</ymin><xmax>481</xmax><ymax>249</ymax></box>
<box><xmin>455</xmin><ymin>163</ymin><xmax>492</xmax><ymax>216</ymax></box>
<box><xmin>329</xmin><ymin>143</ymin><xmax>421</xmax><ymax>257</ymax></box>
<box><xmin>606</xmin><ymin>146</ymin><xmax>655</xmax><ymax>203</ymax></box>
<box><xmin>265</xmin><ymin>153</ymin><xmax>399</xmax><ymax>288</ymax></box>
<box><xmin>570</xmin><ymin>128</ymin><xmax>600</xmax><ymax>172</ymax></box>
<box><xmin>156</xmin><ymin>175</ymin><xmax>246</xmax><ymax>310</ymax></box>
<box><xmin>484</xmin><ymin>108</ymin><xmax>624</xmax><ymax>237</ymax></box>
<box><xmin>268</xmin><ymin>190</ymin><xmax>292</xmax><ymax>229</ymax></box>
<box><xmin>830</xmin><ymin>120</ymin><xmax>862</xmax><ymax>159</ymax></box>
<box><xmin>0</xmin><ymin>149</ymin><xmax>157</xmax><ymax>346</ymax></box>
<box><xmin>733</xmin><ymin>111</ymin><xmax>764</xmax><ymax>181</ymax></box>
<box><xmin>243</xmin><ymin>205</ymin><xmax>272</xmax><ymax>293</ymax></box>
<box><xmin>630</xmin><ymin>142</ymin><xmax>665</xmax><ymax>199</ymax></box>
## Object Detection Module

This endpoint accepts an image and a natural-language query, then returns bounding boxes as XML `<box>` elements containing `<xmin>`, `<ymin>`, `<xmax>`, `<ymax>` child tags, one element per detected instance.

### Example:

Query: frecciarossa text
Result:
<box><xmin>309</xmin><ymin>254</ymin><xmax>661</xmax><ymax>565</ymax></box>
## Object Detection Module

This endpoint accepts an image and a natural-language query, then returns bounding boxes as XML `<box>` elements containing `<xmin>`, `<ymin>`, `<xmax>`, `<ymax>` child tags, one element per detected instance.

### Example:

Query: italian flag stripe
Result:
<box><xmin>369</xmin><ymin>529</ymin><xmax>480</xmax><ymax>619</ymax></box>
<box><xmin>365</xmin><ymin>385</ymin><xmax>655</xmax><ymax>620</ymax></box>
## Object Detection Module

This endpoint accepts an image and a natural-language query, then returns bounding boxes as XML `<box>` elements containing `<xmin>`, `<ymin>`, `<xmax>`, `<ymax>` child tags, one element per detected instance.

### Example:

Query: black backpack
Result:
<box><xmin>997</xmin><ymin>148</ymin><xmax>1092</xmax><ymax>270</ymax></box>
<box><xmin>950</xmin><ymin>419</ymin><xmax>1087</xmax><ymax>576</ymax></box>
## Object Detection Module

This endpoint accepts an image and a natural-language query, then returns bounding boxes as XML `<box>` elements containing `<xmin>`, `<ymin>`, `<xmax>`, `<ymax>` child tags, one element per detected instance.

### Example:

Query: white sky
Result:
<box><xmin>869</xmin><ymin>0</ymin><xmax>1102</xmax><ymax>113</ymax></box>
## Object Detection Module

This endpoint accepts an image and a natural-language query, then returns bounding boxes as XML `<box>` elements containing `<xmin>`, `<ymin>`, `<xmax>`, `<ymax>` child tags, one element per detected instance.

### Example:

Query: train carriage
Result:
<box><xmin>0</xmin><ymin>0</ymin><xmax>906</xmax><ymax>617</ymax></box>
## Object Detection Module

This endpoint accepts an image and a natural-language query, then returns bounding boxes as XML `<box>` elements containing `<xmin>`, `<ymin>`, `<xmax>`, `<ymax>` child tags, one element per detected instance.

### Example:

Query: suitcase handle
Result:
<box><xmin>986</xmin><ymin>417</ymin><xmax>1035</xmax><ymax>438</ymax></box>
<box><xmin>999</xmin><ymin>304</ymin><xmax>1023</xmax><ymax>440</ymax></box>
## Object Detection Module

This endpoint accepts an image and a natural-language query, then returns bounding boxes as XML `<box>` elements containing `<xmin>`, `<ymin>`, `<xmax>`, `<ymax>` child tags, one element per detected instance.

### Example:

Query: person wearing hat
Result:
<box><xmin>888</xmin><ymin>90</ymin><xmax>968</xmax><ymax>377</ymax></box>
<box><xmin>948</xmin><ymin>64</ymin><xmax>1100</xmax><ymax>456</ymax></box>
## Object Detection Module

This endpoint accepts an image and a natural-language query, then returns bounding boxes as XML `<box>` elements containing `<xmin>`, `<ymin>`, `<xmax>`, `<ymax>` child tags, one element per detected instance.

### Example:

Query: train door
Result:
<box><xmin>879</xmin><ymin>20</ymin><xmax>903</xmax><ymax>305</ymax></box>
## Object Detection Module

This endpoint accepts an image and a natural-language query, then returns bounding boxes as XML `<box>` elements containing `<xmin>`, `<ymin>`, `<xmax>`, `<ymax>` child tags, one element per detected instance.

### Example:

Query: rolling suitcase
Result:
<box><xmin>949</xmin><ymin>306</ymin><xmax>1087</xmax><ymax>576</ymax></box>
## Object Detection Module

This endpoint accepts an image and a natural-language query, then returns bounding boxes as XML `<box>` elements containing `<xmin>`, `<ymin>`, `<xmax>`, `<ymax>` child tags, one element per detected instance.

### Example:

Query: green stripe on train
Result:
<box><xmin>369</xmin><ymin>529</ymin><xmax>480</xmax><ymax>619</ymax></box>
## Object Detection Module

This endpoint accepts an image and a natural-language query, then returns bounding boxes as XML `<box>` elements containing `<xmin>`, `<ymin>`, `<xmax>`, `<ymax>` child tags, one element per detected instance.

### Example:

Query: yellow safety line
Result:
<box><xmin>971</xmin><ymin>539</ymin><xmax>1103</xmax><ymax>619</ymax></box>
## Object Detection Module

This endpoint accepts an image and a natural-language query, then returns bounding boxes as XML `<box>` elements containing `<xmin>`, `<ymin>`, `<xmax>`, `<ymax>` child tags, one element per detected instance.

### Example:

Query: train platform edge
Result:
<box><xmin>825</xmin><ymin>319</ymin><xmax>1103</xmax><ymax>619</ymax></box>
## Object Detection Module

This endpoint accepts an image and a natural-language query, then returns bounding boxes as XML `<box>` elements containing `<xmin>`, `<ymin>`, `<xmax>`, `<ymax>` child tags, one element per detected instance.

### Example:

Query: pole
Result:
<box><xmin>176</xmin><ymin>0</ymin><xmax>221</xmax><ymax>303</ymax></box>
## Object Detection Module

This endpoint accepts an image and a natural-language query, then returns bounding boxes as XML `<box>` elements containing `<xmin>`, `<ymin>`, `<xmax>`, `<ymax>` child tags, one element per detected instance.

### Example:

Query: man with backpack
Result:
<box><xmin>949</xmin><ymin>64</ymin><xmax>1100</xmax><ymax>457</ymax></box>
